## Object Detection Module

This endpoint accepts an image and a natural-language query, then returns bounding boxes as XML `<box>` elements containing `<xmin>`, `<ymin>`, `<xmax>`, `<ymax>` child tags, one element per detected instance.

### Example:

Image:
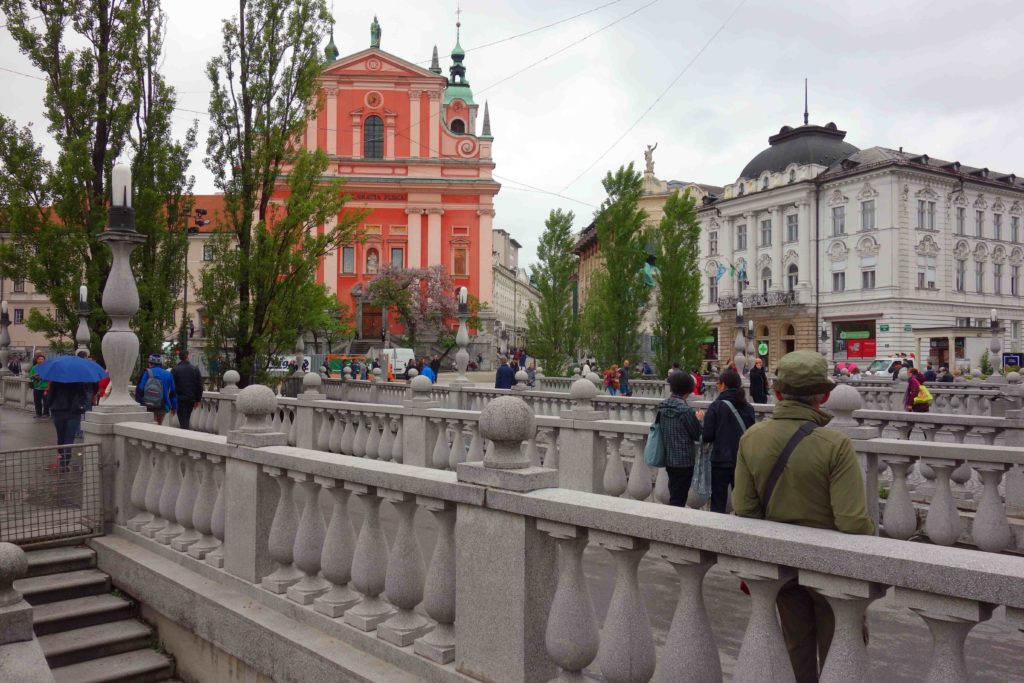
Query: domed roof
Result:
<box><xmin>740</xmin><ymin>123</ymin><xmax>859</xmax><ymax>179</ymax></box>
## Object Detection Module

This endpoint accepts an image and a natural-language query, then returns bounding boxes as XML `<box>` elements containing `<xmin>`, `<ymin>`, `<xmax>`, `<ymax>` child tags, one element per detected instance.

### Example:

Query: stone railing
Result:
<box><xmin>852</xmin><ymin>383</ymin><xmax>1021</xmax><ymax>416</ymax></box>
<box><xmin>95</xmin><ymin>389</ymin><xmax>1024</xmax><ymax>682</ymax></box>
<box><xmin>0</xmin><ymin>375</ymin><xmax>31</xmax><ymax>409</ymax></box>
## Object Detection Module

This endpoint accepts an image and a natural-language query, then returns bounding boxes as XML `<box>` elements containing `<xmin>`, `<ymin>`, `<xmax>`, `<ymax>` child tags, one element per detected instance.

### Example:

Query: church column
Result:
<box><xmin>409</xmin><ymin>89</ymin><xmax>421</xmax><ymax>158</ymax></box>
<box><xmin>351</xmin><ymin>112</ymin><xmax>362</xmax><ymax>159</ymax></box>
<box><xmin>325</xmin><ymin>86</ymin><xmax>337</xmax><ymax>156</ymax></box>
<box><xmin>798</xmin><ymin>200</ymin><xmax>812</xmax><ymax>298</ymax></box>
<box><xmin>477</xmin><ymin>209</ymin><xmax>495</xmax><ymax>305</ymax></box>
<box><xmin>426</xmin><ymin>208</ymin><xmax>444</xmax><ymax>267</ymax></box>
<box><xmin>772</xmin><ymin>206</ymin><xmax>785</xmax><ymax>292</ymax></box>
<box><xmin>385</xmin><ymin>111</ymin><xmax>397</xmax><ymax>160</ymax></box>
<box><xmin>323</xmin><ymin>215</ymin><xmax>339</xmax><ymax>296</ymax></box>
<box><xmin>428</xmin><ymin>91</ymin><xmax>441</xmax><ymax>159</ymax></box>
<box><xmin>406</xmin><ymin>208</ymin><xmax>424</xmax><ymax>269</ymax></box>
<box><xmin>721</xmin><ymin>216</ymin><xmax>735</xmax><ymax>298</ymax></box>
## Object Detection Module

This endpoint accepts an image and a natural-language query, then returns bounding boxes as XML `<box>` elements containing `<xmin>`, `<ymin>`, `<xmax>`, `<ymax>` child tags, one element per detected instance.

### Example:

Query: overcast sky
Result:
<box><xmin>3</xmin><ymin>0</ymin><xmax>1024</xmax><ymax>266</ymax></box>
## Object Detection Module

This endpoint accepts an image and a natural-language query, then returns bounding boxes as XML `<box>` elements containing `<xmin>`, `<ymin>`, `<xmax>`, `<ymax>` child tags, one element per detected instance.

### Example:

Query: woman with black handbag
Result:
<box><xmin>700</xmin><ymin>368</ymin><xmax>756</xmax><ymax>513</ymax></box>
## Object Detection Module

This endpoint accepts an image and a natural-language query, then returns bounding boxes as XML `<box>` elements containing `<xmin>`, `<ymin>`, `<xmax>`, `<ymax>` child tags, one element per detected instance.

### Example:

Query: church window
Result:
<box><xmin>342</xmin><ymin>247</ymin><xmax>355</xmax><ymax>274</ymax></box>
<box><xmin>364</xmin><ymin>115</ymin><xmax>384</xmax><ymax>159</ymax></box>
<box><xmin>391</xmin><ymin>247</ymin><xmax>404</xmax><ymax>269</ymax></box>
<box><xmin>786</xmin><ymin>264</ymin><xmax>798</xmax><ymax>292</ymax></box>
<box><xmin>450</xmin><ymin>118</ymin><xmax>465</xmax><ymax>134</ymax></box>
<box><xmin>786</xmin><ymin>214</ymin><xmax>798</xmax><ymax>242</ymax></box>
<box><xmin>454</xmin><ymin>247</ymin><xmax>468</xmax><ymax>276</ymax></box>
<box><xmin>736</xmin><ymin>224</ymin><xmax>747</xmax><ymax>251</ymax></box>
<box><xmin>366</xmin><ymin>248</ymin><xmax>379</xmax><ymax>274</ymax></box>
<box><xmin>761</xmin><ymin>267</ymin><xmax>772</xmax><ymax>295</ymax></box>
<box><xmin>831</xmin><ymin>206</ymin><xmax>845</xmax><ymax>235</ymax></box>
<box><xmin>861</xmin><ymin>200</ymin><xmax>875</xmax><ymax>231</ymax></box>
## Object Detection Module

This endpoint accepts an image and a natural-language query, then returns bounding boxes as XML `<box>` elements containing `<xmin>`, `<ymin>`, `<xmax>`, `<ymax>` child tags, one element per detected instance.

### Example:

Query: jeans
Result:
<box><xmin>607</xmin><ymin>387</ymin><xmax>617</xmax><ymax>396</ymax></box>
<box><xmin>33</xmin><ymin>389</ymin><xmax>49</xmax><ymax>417</ymax></box>
<box><xmin>666</xmin><ymin>466</ymin><xmax>695</xmax><ymax>507</ymax></box>
<box><xmin>52</xmin><ymin>411</ymin><xmax>82</xmax><ymax>470</ymax></box>
<box><xmin>177</xmin><ymin>401</ymin><xmax>195</xmax><ymax>430</ymax></box>
<box><xmin>710</xmin><ymin>465</ymin><xmax>734</xmax><ymax>513</ymax></box>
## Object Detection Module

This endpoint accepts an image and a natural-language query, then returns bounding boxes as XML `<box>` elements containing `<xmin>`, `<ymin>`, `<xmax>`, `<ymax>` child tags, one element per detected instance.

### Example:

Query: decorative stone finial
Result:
<box><xmin>302</xmin><ymin>372</ymin><xmax>323</xmax><ymax>395</ymax></box>
<box><xmin>222</xmin><ymin>370</ymin><xmax>240</xmax><ymax>394</ymax></box>
<box><xmin>407</xmin><ymin>367</ymin><xmax>419</xmax><ymax>379</ymax></box>
<box><xmin>572</xmin><ymin>367</ymin><xmax>581</xmax><ymax>378</ymax></box>
<box><xmin>429</xmin><ymin>45</ymin><xmax>442</xmax><ymax>74</ymax></box>
<box><xmin>235</xmin><ymin>385</ymin><xmax>276</xmax><ymax>433</ymax></box>
<box><xmin>511</xmin><ymin>369</ymin><xmax>529</xmax><ymax>392</ymax></box>
<box><xmin>823</xmin><ymin>383</ymin><xmax>861</xmax><ymax>427</ymax></box>
<box><xmin>1007</xmin><ymin>371</ymin><xmax>1021</xmax><ymax>384</ymax></box>
<box><xmin>410</xmin><ymin>373</ymin><xmax>433</xmax><ymax>401</ymax></box>
<box><xmin>581</xmin><ymin>364</ymin><xmax>590</xmax><ymax>376</ymax></box>
<box><xmin>343</xmin><ymin>366</ymin><xmax>352</xmax><ymax>380</ymax></box>
<box><xmin>0</xmin><ymin>542</ymin><xmax>28</xmax><ymax>607</ymax></box>
<box><xmin>535</xmin><ymin>365</ymin><xmax>544</xmax><ymax>380</ymax></box>
<box><xmin>570</xmin><ymin>376</ymin><xmax>599</xmax><ymax>409</ymax></box>
<box><xmin>372</xmin><ymin>367</ymin><xmax>382</xmax><ymax>382</ymax></box>
<box><xmin>480</xmin><ymin>396</ymin><xmax>535</xmax><ymax>469</ymax></box>
<box><xmin>587</xmin><ymin>371</ymin><xmax>601</xmax><ymax>388</ymax></box>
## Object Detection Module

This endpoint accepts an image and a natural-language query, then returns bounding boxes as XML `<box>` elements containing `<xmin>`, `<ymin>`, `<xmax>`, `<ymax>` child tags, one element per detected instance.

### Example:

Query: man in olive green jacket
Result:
<box><xmin>733</xmin><ymin>350</ymin><xmax>874</xmax><ymax>683</ymax></box>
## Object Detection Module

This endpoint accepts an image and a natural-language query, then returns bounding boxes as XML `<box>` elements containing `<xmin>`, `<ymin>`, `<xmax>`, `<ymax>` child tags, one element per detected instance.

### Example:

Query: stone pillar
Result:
<box><xmin>455</xmin><ymin>397</ymin><xmax>558</xmax><ymax>683</ymax></box>
<box><xmin>0</xmin><ymin>543</ymin><xmax>54</xmax><ymax>682</ymax></box>
<box><xmin>798</xmin><ymin>200</ymin><xmax>812</xmax><ymax>295</ymax></box>
<box><xmin>406</xmin><ymin>208</ymin><xmax>423</xmax><ymax>269</ymax></box>
<box><xmin>772</xmin><ymin>205</ymin><xmax>784</xmax><ymax>292</ymax></box>
<box><xmin>427</xmin><ymin>90</ymin><xmax>440</xmax><ymax>159</ymax></box>
<box><xmin>477</xmin><ymin>209</ymin><xmax>495</xmax><ymax>306</ymax></box>
<box><xmin>408</xmin><ymin>89</ymin><xmax>421</xmax><ymax>158</ymax></box>
<box><xmin>294</xmin><ymin>373</ymin><xmax>325</xmax><ymax>450</ymax></box>
<box><xmin>401</xmin><ymin>375</ymin><xmax>438</xmax><ymax>468</ymax></box>
<box><xmin>324</xmin><ymin>85</ymin><xmax>337</xmax><ymax>156</ymax></box>
<box><xmin>350</xmin><ymin>111</ymin><xmax>361</xmax><ymax>158</ymax></box>
<box><xmin>557</xmin><ymin>377</ymin><xmax>607</xmax><ymax>493</ymax></box>
<box><xmin>215</xmin><ymin>370</ymin><xmax>240</xmax><ymax>436</ymax></box>
<box><xmin>721</xmin><ymin>216</ymin><xmax>735</xmax><ymax>298</ymax></box>
<box><xmin>426</xmin><ymin>208</ymin><xmax>444</xmax><ymax>269</ymax></box>
<box><xmin>223</xmin><ymin>385</ymin><xmax>288</xmax><ymax>584</ymax></box>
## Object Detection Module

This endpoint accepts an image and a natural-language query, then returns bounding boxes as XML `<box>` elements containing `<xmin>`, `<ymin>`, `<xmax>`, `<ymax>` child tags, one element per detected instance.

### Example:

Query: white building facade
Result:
<box><xmin>491</xmin><ymin>228</ymin><xmax>538</xmax><ymax>354</ymax></box>
<box><xmin>699</xmin><ymin>121</ymin><xmax>1023</xmax><ymax>371</ymax></box>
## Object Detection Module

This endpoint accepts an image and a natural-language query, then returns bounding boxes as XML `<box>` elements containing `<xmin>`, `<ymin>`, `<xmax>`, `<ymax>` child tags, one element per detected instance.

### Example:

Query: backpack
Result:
<box><xmin>142</xmin><ymin>371</ymin><xmax>164</xmax><ymax>410</ymax></box>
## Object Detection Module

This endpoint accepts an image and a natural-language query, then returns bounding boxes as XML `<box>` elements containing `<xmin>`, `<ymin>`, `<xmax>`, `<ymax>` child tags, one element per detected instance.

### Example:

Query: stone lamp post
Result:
<box><xmin>98</xmin><ymin>163</ymin><xmax>148</xmax><ymax>410</ymax></box>
<box><xmin>988</xmin><ymin>308</ymin><xmax>1005</xmax><ymax>384</ymax></box>
<box><xmin>75</xmin><ymin>284</ymin><xmax>91</xmax><ymax>354</ymax></box>
<box><xmin>733</xmin><ymin>301</ymin><xmax>747</xmax><ymax>376</ymax></box>
<box><xmin>294</xmin><ymin>328</ymin><xmax>306</xmax><ymax>379</ymax></box>
<box><xmin>0</xmin><ymin>300</ymin><xmax>10</xmax><ymax>377</ymax></box>
<box><xmin>746</xmin><ymin>318</ymin><xmax>756</xmax><ymax>365</ymax></box>
<box><xmin>452</xmin><ymin>286</ymin><xmax>471</xmax><ymax>385</ymax></box>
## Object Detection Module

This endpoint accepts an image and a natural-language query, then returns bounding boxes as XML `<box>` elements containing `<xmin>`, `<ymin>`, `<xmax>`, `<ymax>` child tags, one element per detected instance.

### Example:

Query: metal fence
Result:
<box><xmin>0</xmin><ymin>442</ymin><xmax>103</xmax><ymax>546</ymax></box>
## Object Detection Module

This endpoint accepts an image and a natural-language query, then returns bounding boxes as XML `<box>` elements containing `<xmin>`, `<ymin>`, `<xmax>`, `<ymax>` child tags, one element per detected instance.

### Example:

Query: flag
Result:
<box><xmin>729</xmin><ymin>265</ymin><xmax>736</xmax><ymax>277</ymax></box>
<box><xmin>738</xmin><ymin>263</ymin><xmax>747</xmax><ymax>281</ymax></box>
<box><xmin>715</xmin><ymin>265</ymin><xmax>727</xmax><ymax>283</ymax></box>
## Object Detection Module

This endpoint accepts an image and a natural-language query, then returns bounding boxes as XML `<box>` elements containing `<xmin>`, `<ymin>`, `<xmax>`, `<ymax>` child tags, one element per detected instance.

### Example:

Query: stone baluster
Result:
<box><xmin>428</xmin><ymin>418</ymin><xmax>449</xmax><ymax>469</ymax></box>
<box><xmin>187</xmin><ymin>455</ymin><xmax>220</xmax><ymax>560</ymax></box>
<box><xmin>207</xmin><ymin>457</ymin><xmax>227</xmax><ymax>569</ymax></box>
<box><xmin>524</xmin><ymin>428</ymin><xmax>541</xmax><ymax>467</ymax></box>
<box><xmin>538</xmin><ymin>520</ymin><xmax>599</xmax><ymax>682</ymax></box>
<box><xmin>972</xmin><ymin>463</ymin><xmax>1012</xmax><ymax>552</ymax></box>
<box><xmin>896</xmin><ymin>589</ymin><xmax>994</xmax><ymax>682</ymax></box>
<box><xmin>882</xmin><ymin>458</ymin><xmax>918</xmax><ymax>540</ymax></box>
<box><xmin>654</xmin><ymin>468</ymin><xmax>671</xmax><ymax>505</ymax></box>
<box><xmin>377</xmin><ymin>490</ymin><xmax>432</xmax><ymax>645</ymax></box>
<box><xmin>448</xmin><ymin>420</ymin><xmax>467</xmax><ymax>469</ymax></box>
<box><xmin>286</xmin><ymin>472</ymin><xmax>330</xmax><ymax>604</ymax></box>
<box><xmin>343</xmin><ymin>483</ymin><xmax>393</xmax><ymax>630</ymax></box>
<box><xmin>650</xmin><ymin>543</ymin><xmax>720</xmax><ymax>683</ymax></box>
<box><xmin>314</xmin><ymin>478</ymin><xmax>360</xmax><ymax>617</ymax></box>
<box><xmin>141</xmin><ymin>444</ymin><xmax>169</xmax><ymax>537</ymax></box>
<box><xmin>950</xmin><ymin>462</ymin><xmax>973</xmax><ymax>485</ymax></box>
<box><xmin>624</xmin><ymin>435</ymin><xmax>654</xmax><ymax>501</ymax></box>
<box><xmin>271</xmin><ymin>406</ymin><xmax>282</xmax><ymax>432</ymax></box>
<box><xmin>391</xmin><ymin>420</ymin><xmax>403</xmax><ymax>463</ymax></box>
<box><xmin>593</xmin><ymin>531</ymin><xmax>656</xmax><ymax>683</ymax></box>
<box><xmin>922</xmin><ymin>459</ymin><xmax>964</xmax><ymax>546</ymax></box>
<box><xmin>170</xmin><ymin>450</ymin><xmax>202</xmax><ymax>552</ymax></box>
<box><xmin>601</xmin><ymin>433</ymin><xmax>627</xmax><ymax>497</ymax></box>
<box><xmin>352</xmin><ymin>413</ymin><xmax>368</xmax><ymax>457</ymax></box>
<box><xmin>414</xmin><ymin>497</ymin><xmax>457</xmax><ymax>664</ymax></box>
<box><xmin>379</xmin><ymin>416</ymin><xmax>395</xmax><ymax>462</ymax></box>
<box><xmin>287</xmin><ymin>407</ymin><xmax>298</xmax><ymax>447</ymax></box>
<box><xmin>543</xmin><ymin>427</ymin><xmax>561</xmax><ymax>471</ymax></box>
<box><xmin>155</xmin><ymin>448</ymin><xmax>186</xmax><ymax>544</ymax></box>
<box><xmin>127</xmin><ymin>441</ymin><xmax>153</xmax><ymax>531</ymax></box>
<box><xmin>316</xmin><ymin>410</ymin><xmax>330</xmax><ymax>451</ymax></box>
<box><xmin>340</xmin><ymin>412</ymin><xmax>356</xmax><ymax>454</ymax></box>
<box><xmin>720</xmin><ymin>556</ymin><xmax>796</xmax><ymax>683</ymax></box>
<box><xmin>191</xmin><ymin>400</ymin><xmax>204</xmax><ymax>432</ymax></box>
<box><xmin>324</xmin><ymin>412</ymin><xmax>341</xmax><ymax>453</ymax></box>
<box><xmin>261</xmin><ymin>466</ymin><xmax>303</xmax><ymax>593</ymax></box>
<box><xmin>466</xmin><ymin>421</ymin><xmax>484</xmax><ymax>462</ymax></box>
<box><xmin>365</xmin><ymin>414</ymin><xmax>382</xmax><ymax>459</ymax></box>
<box><xmin>801</xmin><ymin>572</ymin><xmax>884</xmax><ymax>683</ymax></box>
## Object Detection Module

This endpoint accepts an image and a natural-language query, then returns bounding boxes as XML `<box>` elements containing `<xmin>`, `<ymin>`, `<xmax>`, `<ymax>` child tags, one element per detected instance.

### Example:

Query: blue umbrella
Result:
<box><xmin>34</xmin><ymin>355</ymin><xmax>108</xmax><ymax>383</ymax></box>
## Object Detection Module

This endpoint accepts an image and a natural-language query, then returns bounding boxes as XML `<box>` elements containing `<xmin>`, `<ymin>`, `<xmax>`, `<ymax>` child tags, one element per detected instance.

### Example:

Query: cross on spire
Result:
<box><xmin>456</xmin><ymin>1</ymin><xmax>462</xmax><ymax>40</ymax></box>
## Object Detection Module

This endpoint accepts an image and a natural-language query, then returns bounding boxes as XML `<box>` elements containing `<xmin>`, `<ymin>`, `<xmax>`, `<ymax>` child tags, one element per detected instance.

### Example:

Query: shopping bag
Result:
<box><xmin>643</xmin><ymin>415</ymin><xmax>666</xmax><ymax>468</ymax></box>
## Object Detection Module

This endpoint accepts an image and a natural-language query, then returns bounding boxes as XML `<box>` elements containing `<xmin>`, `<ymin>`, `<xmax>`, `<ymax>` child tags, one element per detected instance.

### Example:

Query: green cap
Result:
<box><xmin>772</xmin><ymin>350</ymin><xmax>836</xmax><ymax>396</ymax></box>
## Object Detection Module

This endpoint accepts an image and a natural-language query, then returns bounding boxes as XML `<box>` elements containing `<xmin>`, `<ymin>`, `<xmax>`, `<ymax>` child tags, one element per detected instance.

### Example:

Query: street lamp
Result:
<box><xmin>733</xmin><ymin>301</ymin><xmax>747</xmax><ymax>375</ymax></box>
<box><xmin>820</xmin><ymin>321</ymin><xmax>830</xmax><ymax>358</ymax></box>
<box><xmin>0</xmin><ymin>300</ymin><xmax>10</xmax><ymax>376</ymax></box>
<box><xmin>989</xmin><ymin>308</ymin><xmax>1004</xmax><ymax>383</ymax></box>
<box><xmin>453</xmin><ymin>286</ymin><xmax>471</xmax><ymax>384</ymax></box>
<box><xmin>76</xmin><ymin>284</ymin><xmax>91</xmax><ymax>354</ymax></box>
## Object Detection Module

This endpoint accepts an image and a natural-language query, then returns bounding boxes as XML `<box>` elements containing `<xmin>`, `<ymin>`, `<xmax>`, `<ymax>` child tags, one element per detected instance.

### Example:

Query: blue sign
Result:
<box><xmin>1003</xmin><ymin>353</ymin><xmax>1021</xmax><ymax>368</ymax></box>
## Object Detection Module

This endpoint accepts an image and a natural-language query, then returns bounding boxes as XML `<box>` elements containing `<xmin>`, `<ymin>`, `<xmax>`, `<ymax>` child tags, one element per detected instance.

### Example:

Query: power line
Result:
<box><xmin>494</xmin><ymin>174</ymin><xmax>597</xmax><ymax>208</ymax></box>
<box><xmin>559</xmin><ymin>0</ymin><xmax>748</xmax><ymax>192</ymax></box>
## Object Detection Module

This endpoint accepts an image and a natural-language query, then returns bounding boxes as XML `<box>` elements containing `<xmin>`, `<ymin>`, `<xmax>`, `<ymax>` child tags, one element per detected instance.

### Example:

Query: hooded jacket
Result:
<box><xmin>655</xmin><ymin>396</ymin><xmax>702</xmax><ymax>468</ymax></box>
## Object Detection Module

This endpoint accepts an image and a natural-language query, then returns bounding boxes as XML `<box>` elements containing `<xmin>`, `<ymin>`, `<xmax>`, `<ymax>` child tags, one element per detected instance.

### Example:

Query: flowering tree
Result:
<box><xmin>367</xmin><ymin>265</ymin><xmax>457</xmax><ymax>348</ymax></box>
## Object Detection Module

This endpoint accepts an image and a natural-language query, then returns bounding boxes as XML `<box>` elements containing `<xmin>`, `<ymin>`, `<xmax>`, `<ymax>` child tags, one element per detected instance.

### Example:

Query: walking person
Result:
<box><xmin>658</xmin><ymin>372</ymin><xmax>704</xmax><ymax>507</ymax></box>
<box><xmin>923</xmin><ymin>361</ymin><xmax>937</xmax><ymax>383</ymax></box>
<box><xmin>700</xmin><ymin>368</ymin><xmax>755</xmax><ymax>513</ymax></box>
<box><xmin>732</xmin><ymin>351</ymin><xmax>875</xmax><ymax>682</ymax></box>
<box><xmin>494</xmin><ymin>356</ymin><xmax>515</xmax><ymax>389</ymax></box>
<box><xmin>749</xmin><ymin>357</ymin><xmax>770</xmax><ymax>404</ymax></box>
<box><xmin>171</xmin><ymin>350</ymin><xmax>204</xmax><ymax>430</ymax></box>
<box><xmin>904</xmin><ymin>366</ymin><xmax>931</xmax><ymax>413</ymax></box>
<box><xmin>619</xmin><ymin>360</ymin><xmax>632</xmax><ymax>397</ymax></box>
<box><xmin>604</xmin><ymin>364</ymin><xmax>620</xmax><ymax>396</ymax></box>
<box><xmin>28</xmin><ymin>353</ymin><xmax>49</xmax><ymax>420</ymax></box>
<box><xmin>135</xmin><ymin>354</ymin><xmax>177</xmax><ymax>426</ymax></box>
<box><xmin>46</xmin><ymin>380</ymin><xmax>90</xmax><ymax>472</ymax></box>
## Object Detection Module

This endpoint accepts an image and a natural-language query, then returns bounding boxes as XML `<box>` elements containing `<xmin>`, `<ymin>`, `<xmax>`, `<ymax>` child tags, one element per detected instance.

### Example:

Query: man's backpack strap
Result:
<box><xmin>759</xmin><ymin>420</ymin><xmax>817</xmax><ymax>516</ymax></box>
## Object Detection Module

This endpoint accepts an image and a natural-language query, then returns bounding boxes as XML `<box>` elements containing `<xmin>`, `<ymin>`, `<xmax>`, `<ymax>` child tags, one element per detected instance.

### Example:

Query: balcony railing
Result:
<box><xmin>717</xmin><ymin>290</ymin><xmax>797</xmax><ymax>310</ymax></box>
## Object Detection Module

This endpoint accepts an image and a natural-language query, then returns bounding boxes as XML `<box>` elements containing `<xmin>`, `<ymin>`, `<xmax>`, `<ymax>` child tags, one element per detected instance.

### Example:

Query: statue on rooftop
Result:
<box><xmin>644</xmin><ymin>142</ymin><xmax>658</xmax><ymax>175</ymax></box>
<box><xmin>370</xmin><ymin>15</ymin><xmax>382</xmax><ymax>49</ymax></box>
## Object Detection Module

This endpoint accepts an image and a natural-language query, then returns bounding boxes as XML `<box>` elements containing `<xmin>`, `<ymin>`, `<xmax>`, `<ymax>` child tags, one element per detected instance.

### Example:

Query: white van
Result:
<box><xmin>381</xmin><ymin>348</ymin><xmax>416</xmax><ymax>378</ymax></box>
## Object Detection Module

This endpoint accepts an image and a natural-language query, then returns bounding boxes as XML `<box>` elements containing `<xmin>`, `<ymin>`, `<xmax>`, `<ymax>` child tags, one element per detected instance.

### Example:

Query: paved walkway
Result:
<box><xmin>2</xmin><ymin>406</ymin><xmax>1022</xmax><ymax>680</ymax></box>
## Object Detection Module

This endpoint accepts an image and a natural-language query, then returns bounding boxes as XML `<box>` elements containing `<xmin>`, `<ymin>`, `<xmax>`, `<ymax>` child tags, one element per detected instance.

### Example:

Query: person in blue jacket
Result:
<box><xmin>135</xmin><ymin>353</ymin><xmax>178</xmax><ymax>425</ymax></box>
<box><xmin>495</xmin><ymin>356</ymin><xmax>515</xmax><ymax>389</ymax></box>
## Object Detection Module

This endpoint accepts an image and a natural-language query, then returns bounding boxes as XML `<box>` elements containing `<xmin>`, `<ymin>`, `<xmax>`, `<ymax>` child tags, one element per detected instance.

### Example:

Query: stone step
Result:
<box><xmin>15</xmin><ymin>568</ymin><xmax>110</xmax><ymax>605</ymax></box>
<box><xmin>33</xmin><ymin>593</ymin><xmax>136</xmax><ymax>636</ymax></box>
<box><xmin>24</xmin><ymin>546</ymin><xmax>96</xmax><ymax>578</ymax></box>
<box><xmin>51</xmin><ymin>649</ymin><xmax>174</xmax><ymax>683</ymax></box>
<box><xmin>39</xmin><ymin>618</ymin><xmax>153</xmax><ymax>668</ymax></box>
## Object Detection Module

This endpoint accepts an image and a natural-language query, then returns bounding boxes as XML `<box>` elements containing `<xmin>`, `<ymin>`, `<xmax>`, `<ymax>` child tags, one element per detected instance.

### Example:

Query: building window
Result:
<box><xmin>390</xmin><ymin>247</ymin><xmax>404</xmax><ymax>269</ymax></box>
<box><xmin>976</xmin><ymin>210</ymin><xmax>984</xmax><ymax>238</ymax></box>
<box><xmin>994</xmin><ymin>214</ymin><xmax>1003</xmax><ymax>241</ymax></box>
<box><xmin>917</xmin><ymin>200</ymin><xmax>935</xmax><ymax>230</ymax></box>
<box><xmin>994</xmin><ymin>262</ymin><xmax>1003</xmax><ymax>294</ymax></box>
<box><xmin>955</xmin><ymin>259</ymin><xmax>966</xmax><ymax>292</ymax></box>
<box><xmin>1013</xmin><ymin>217</ymin><xmax>1020</xmax><ymax>243</ymax></box>
<box><xmin>1013</xmin><ymin>265</ymin><xmax>1020</xmax><ymax>296</ymax></box>
<box><xmin>760</xmin><ymin>220</ymin><xmax>772</xmax><ymax>247</ymax></box>
<box><xmin>708</xmin><ymin>231</ymin><xmax>718</xmax><ymax>256</ymax></box>
<box><xmin>13</xmin><ymin>308</ymin><xmax>24</xmax><ymax>324</ymax></box>
<box><xmin>762</xmin><ymin>176</ymin><xmax>769</xmax><ymax>190</ymax></box>
<box><xmin>760</xmin><ymin>267</ymin><xmax>772</xmax><ymax>295</ymax></box>
<box><xmin>203</xmin><ymin>244</ymin><xmax>214</xmax><ymax>261</ymax></box>
<box><xmin>453</xmin><ymin>247</ymin><xmax>468</xmax><ymax>276</ymax></box>
<box><xmin>861</xmin><ymin>200</ymin><xmax>875</xmax><ymax>231</ymax></box>
<box><xmin>736</xmin><ymin>224</ymin><xmax>747</xmax><ymax>251</ymax></box>
<box><xmin>789</xmin><ymin>169</ymin><xmax>796</xmax><ymax>183</ymax></box>
<box><xmin>342</xmin><ymin>246</ymin><xmax>355</xmax><ymax>274</ymax></box>
<box><xmin>786</xmin><ymin>264</ymin><xmax>798</xmax><ymax>292</ymax></box>
<box><xmin>862</xmin><ymin>269</ymin><xmax>876</xmax><ymax>290</ymax></box>
<box><xmin>1013</xmin><ymin>320</ymin><xmax>1021</xmax><ymax>339</ymax></box>
<box><xmin>12</xmin><ymin>279</ymin><xmax>25</xmax><ymax>293</ymax></box>
<box><xmin>363</xmin><ymin>115</ymin><xmax>384</xmax><ymax>159</ymax></box>
<box><xmin>916</xmin><ymin>254</ymin><xmax>937</xmax><ymax>289</ymax></box>
<box><xmin>786</xmin><ymin>214</ymin><xmax>798</xmax><ymax>242</ymax></box>
<box><xmin>832</xmin><ymin>271</ymin><xmax>846</xmax><ymax>292</ymax></box>
<box><xmin>707</xmin><ymin>275</ymin><xmax>718</xmax><ymax>303</ymax></box>
<box><xmin>975</xmin><ymin>261</ymin><xmax>985</xmax><ymax>292</ymax></box>
<box><xmin>450</xmin><ymin>118</ymin><xmax>465</xmax><ymax>134</ymax></box>
<box><xmin>956</xmin><ymin>207</ymin><xmax>965</xmax><ymax>235</ymax></box>
<box><xmin>831</xmin><ymin>206</ymin><xmax>845</xmax><ymax>235</ymax></box>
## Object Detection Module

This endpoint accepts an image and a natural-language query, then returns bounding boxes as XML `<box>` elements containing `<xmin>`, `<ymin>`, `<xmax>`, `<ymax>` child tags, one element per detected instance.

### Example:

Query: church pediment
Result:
<box><xmin>322</xmin><ymin>47</ymin><xmax>445</xmax><ymax>82</ymax></box>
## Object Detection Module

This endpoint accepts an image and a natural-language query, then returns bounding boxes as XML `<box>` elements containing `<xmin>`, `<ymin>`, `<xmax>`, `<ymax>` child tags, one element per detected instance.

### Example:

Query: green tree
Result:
<box><xmin>525</xmin><ymin>208</ymin><xmax>580</xmax><ymax>375</ymax></box>
<box><xmin>653</xmin><ymin>189</ymin><xmax>707</xmax><ymax>375</ymax></box>
<box><xmin>579</xmin><ymin>164</ymin><xmax>650</xmax><ymax>367</ymax></box>
<box><xmin>199</xmin><ymin>0</ymin><xmax>363</xmax><ymax>385</ymax></box>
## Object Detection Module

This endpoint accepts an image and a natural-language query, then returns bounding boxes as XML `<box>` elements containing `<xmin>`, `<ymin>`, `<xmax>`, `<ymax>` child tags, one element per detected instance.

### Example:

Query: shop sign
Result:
<box><xmin>904</xmin><ymin>324</ymin><xmax>913</xmax><ymax>332</ymax></box>
<box><xmin>840</xmin><ymin>330</ymin><xmax>871</xmax><ymax>340</ymax></box>
<box><xmin>879</xmin><ymin>324</ymin><xmax>890</xmax><ymax>332</ymax></box>
<box><xmin>757</xmin><ymin>341</ymin><xmax>769</xmax><ymax>356</ymax></box>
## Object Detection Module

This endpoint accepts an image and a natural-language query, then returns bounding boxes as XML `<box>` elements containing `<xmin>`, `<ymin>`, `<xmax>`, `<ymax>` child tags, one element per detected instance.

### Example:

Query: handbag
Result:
<box><xmin>643</xmin><ymin>413</ymin><xmax>667</xmax><ymax>468</ymax></box>
<box><xmin>913</xmin><ymin>384</ymin><xmax>934</xmax><ymax>404</ymax></box>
